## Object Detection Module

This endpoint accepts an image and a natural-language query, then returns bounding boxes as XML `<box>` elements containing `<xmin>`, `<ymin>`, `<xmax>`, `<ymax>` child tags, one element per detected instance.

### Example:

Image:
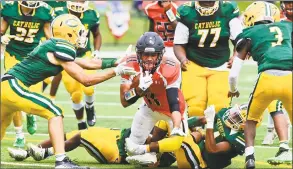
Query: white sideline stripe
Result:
<box><xmin>1</xmin><ymin>162</ymin><xmax>53</xmax><ymax>167</ymax></box>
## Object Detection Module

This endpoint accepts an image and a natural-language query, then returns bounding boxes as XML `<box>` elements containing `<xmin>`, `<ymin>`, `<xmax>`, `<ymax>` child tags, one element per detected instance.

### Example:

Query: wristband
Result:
<box><xmin>101</xmin><ymin>58</ymin><xmax>117</xmax><ymax>69</ymax></box>
<box><xmin>166</xmin><ymin>9</ymin><xmax>176</xmax><ymax>22</ymax></box>
<box><xmin>124</xmin><ymin>88</ymin><xmax>140</xmax><ymax>104</ymax></box>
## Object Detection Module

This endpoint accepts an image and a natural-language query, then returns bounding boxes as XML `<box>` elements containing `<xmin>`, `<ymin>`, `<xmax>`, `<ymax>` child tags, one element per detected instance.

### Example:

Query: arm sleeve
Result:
<box><xmin>173</xmin><ymin>22</ymin><xmax>189</xmax><ymax>44</ymax></box>
<box><xmin>166</xmin><ymin>88</ymin><xmax>180</xmax><ymax>112</ymax></box>
<box><xmin>229</xmin><ymin>17</ymin><xmax>243</xmax><ymax>41</ymax></box>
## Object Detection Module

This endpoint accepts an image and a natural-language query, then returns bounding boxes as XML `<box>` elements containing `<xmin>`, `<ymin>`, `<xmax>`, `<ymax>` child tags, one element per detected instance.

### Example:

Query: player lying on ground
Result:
<box><xmin>228</xmin><ymin>2</ymin><xmax>292</xmax><ymax>169</ymax></box>
<box><xmin>8</xmin><ymin>127</ymin><xmax>176</xmax><ymax>168</ymax></box>
<box><xmin>127</xmin><ymin>104</ymin><xmax>248</xmax><ymax>169</ymax></box>
<box><xmin>1</xmin><ymin>14</ymin><xmax>135</xmax><ymax>169</ymax></box>
<box><xmin>120</xmin><ymin>32</ymin><xmax>188</xmax><ymax>165</ymax></box>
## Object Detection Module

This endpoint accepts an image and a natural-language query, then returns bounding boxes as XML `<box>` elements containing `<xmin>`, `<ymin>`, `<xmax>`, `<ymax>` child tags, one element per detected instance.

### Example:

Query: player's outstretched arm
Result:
<box><xmin>44</xmin><ymin>22</ymin><xmax>52</xmax><ymax>39</ymax></box>
<box><xmin>204</xmin><ymin>106</ymin><xmax>231</xmax><ymax>153</ymax></box>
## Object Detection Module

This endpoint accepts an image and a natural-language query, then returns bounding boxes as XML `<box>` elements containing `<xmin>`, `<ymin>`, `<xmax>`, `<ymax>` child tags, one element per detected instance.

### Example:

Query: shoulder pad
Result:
<box><xmin>36</xmin><ymin>2</ymin><xmax>54</xmax><ymax>21</ymax></box>
<box><xmin>86</xmin><ymin>9</ymin><xmax>100</xmax><ymax>20</ymax></box>
<box><xmin>176</xmin><ymin>2</ymin><xmax>193</xmax><ymax>19</ymax></box>
<box><xmin>160</xmin><ymin>59</ymin><xmax>180</xmax><ymax>83</ymax></box>
<box><xmin>1</xmin><ymin>1</ymin><xmax>16</xmax><ymax>16</ymax></box>
<box><xmin>54</xmin><ymin>40</ymin><xmax>76</xmax><ymax>61</ymax></box>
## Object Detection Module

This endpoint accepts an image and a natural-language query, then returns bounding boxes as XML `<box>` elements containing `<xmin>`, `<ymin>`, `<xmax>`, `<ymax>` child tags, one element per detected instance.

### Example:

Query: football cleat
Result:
<box><xmin>85</xmin><ymin>106</ymin><xmax>96</xmax><ymax>127</ymax></box>
<box><xmin>27</xmin><ymin>114</ymin><xmax>37</xmax><ymax>135</ymax></box>
<box><xmin>7</xmin><ymin>147</ymin><xmax>28</xmax><ymax>161</ymax></box>
<box><xmin>55</xmin><ymin>157</ymin><xmax>89</xmax><ymax>169</ymax></box>
<box><xmin>267</xmin><ymin>148</ymin><xmax>292</xmax><ymax>165</ymax></box>
<box><xmin>13</xmin><ymin>137</ymin><xmax>25</xmax><ymax>148</ymax></box>
<box><xmin>245</xmin><ymin>154</ymin><xmax>255</xmax><ymax>169</ymax></box>
<box><xmin>27</xmin><ymin>143</ymin><xmax>45</xmax><ymax>161</ymax></box>
<box><xmin>262</xmin><ymin>131</ymin><xmax>277</xmax><ymax>145</ymax></box>
<box><xmin>78</xmin><ymin>122</ymin><xmax>88</xmax><ymax>130</ymax></box>
<box><xmin>126</xmin><ymin>153</ymin><xmax>157</xmax><ymax>166</ymax></box>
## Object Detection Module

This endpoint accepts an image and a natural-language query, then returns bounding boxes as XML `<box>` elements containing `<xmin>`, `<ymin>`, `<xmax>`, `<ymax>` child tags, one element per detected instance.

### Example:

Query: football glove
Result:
<box><xmin>139</xmin><ymin>71</ymin><xmax>153</xmax><ymax>91</ymax></box>
<box><xmin>204</xmin><ymin>105</ymin><xmax>216</xmax><ymax>129</ymax></box>
<box><xmin>1</xmin><ymin>34</ymin><xmax>14</xmax><ymax>45</ymax></box>
<box><xmin>114</xmin><ymin>62</ymin><xmax>136</xmax><ymax>76</ymax></box>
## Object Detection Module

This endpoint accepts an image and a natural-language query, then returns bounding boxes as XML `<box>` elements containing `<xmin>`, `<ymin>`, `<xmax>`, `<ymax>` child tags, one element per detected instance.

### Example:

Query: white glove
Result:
<box><xmin>114</xmin><ymin>62</ymin><xmax>137</xmax><ymax>76</ymax></box>
<box><xmin>1</xmin><ymin>34</ymin><xmax>13</xmax><ymax>45</ymax></box>
<box><xmin>139</xmin><ymin>71</ymin><xmax>153</xmax><ymax>91</ymax></box>
<box><xmin>204</xmin><ymin>105</ymin><xmax>216</xmax><ymax>129</ymax></box>
<box><xmin>92</xmin><ymin>50</ymin><xmax>100</xmax><ymax>59</ymax></box>
<box><xmin>170</xmin><ymin>127</ymin><xmax>186</xmax><ymax>136</ymax></box>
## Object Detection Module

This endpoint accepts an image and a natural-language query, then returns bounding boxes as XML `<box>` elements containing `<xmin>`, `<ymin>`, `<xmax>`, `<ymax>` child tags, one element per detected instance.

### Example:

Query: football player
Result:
<box><xmin>54</xmin><ymin>1</ymin><xmax>102</xmax><ymax>130</ymax></box>
<box><xmin>1</xmin><ymin>14</ymin><xmax>135</xmax><ymax>168</ymax></box>
<box><xmin>228</xmin><ymin>2</ymin><xmax>292</xmax><ymax>169</ymax></box>
<box><xmin>173</xmin><ymin>1</ymin><xmax>243</xmax><ymax>117</ymax></box>
<box><xmin>120</xmin><ymin>32</ymin><xmax>188</xmax><ymax>165</ymax></box>
<box><xmin>127</xmin><ymin>104</ymin><xmax>247</xmax><ymax>169</ymax></box>
<box><xmin>142</xmin><ymin>0</ymin><xmax>178</xmax><ymax>61</ymax></box>
<box><xmin>45</xmin><ymin>0</ymin><xmax>66</xmax><ymax>8</ymax></box>
<box><xmin>1</xmin><ymin>1</ymin><xmax>53</xmax><ymax>148</ymax></box>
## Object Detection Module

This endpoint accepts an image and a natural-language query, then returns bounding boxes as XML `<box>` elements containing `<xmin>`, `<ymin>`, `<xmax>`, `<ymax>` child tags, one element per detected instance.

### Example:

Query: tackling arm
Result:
<box><xmin>61</xmin><ymin>61</ymin><xmax>116</xmax><ymax>87</ymax></box>
<box><xmin>0</xmin><ymin>17</ymin><xmax>9</xmax><ymax>35</ymax></box>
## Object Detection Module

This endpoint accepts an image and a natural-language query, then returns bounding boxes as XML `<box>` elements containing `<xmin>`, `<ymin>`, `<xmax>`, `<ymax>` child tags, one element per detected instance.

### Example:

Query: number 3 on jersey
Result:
<box><xmin>270</xmin><ymin>26</ymin><xmax>283</xmax><ymax>47</ymax></box>
<box><xmin>14</xmin><ymin>27</ymin><xmax>38</xmax><ymax>43</ymax></box>
<box><xmin>198</xmin><ymin>28</ymin><xmax>221</xmax><ymax>47</ymax></box>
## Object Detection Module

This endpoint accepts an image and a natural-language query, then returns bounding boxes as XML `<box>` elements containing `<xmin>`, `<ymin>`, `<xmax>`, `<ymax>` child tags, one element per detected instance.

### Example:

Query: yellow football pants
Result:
<box><xmin>62</xmin><ymin>51</ymin><xmax>95</xmax><ymax>104</ymax></box>
<box><xmin>267</xmin><ymin>100</ymin><xmax>283</xmax><ymax>113</ymax></box>
<box><xmin>155</xmin><ymin>120</ymin><xmax>207</xmax><ymax>169</ymax></box>
<box><xmin>247</xmin><ymin>72</ymin><xmax>292</xmax><ymax>123</ymax></box>
<box><xmin>1</xmin><ymin>78</ymin><xmax>63</xmax><ymax>140</ymax></box>
<box><xmin>4</xmin><ymin>51</ymin><xmax>43</xmax><ymax>127</ymax></box>
<box><xmin>66</xmin><ymin>127</ymin><xmax>121</xmax><ymax>164</ymax></box>
<box><xmin>182</xmin><ymin>61</ymin><xmax>230</xmax><ymax>117</ymax></box>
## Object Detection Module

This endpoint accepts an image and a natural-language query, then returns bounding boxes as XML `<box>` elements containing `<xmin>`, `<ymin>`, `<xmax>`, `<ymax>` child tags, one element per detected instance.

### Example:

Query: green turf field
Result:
<box><xmin>1</xmin><ymin>62</ymin><xmax>292</xmax><ymax>169</ymax></box>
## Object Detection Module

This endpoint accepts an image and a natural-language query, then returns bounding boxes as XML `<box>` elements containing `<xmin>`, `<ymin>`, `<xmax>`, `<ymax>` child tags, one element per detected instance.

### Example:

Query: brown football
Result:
<box><xmin>130</xmin><ymin>74</ymin><xmax>140</xmax><ymax>89</ymax></box>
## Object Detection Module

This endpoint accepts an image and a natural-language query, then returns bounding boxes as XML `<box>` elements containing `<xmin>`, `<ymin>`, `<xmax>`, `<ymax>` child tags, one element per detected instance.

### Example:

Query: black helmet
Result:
<box><xmin>136</xmin><ymin>32</ymin><xmax>165</xmax><ymax>74</ymax></box>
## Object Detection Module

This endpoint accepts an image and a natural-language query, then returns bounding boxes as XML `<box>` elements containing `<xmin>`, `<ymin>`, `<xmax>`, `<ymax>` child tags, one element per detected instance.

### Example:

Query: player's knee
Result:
<box><xmin>71</xmin><ymin>91</ymin><xmax>83</xmax><ymax>103</ymax></box>
<box><xmin>187</xmin><ymin>98</ymin><xmax>206</xmax><ymax>117</ymax></box>
<box><xmin>155</xmin><ymin>120</ymin><xmax>169</xmax><ymax>131</ymax></box>
<box><xmin>83</xmin><ymin>87</ymin><xmax>94</xmax><ymax>96</ymax></box>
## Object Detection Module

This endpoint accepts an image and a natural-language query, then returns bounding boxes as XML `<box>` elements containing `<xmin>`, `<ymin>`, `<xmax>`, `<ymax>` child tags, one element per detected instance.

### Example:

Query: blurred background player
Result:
<box><xmin>228</xmin><ymin>2</ymin><xmax>292</xmax><ymax>168</ymax></box>
<box><xmin>54</xmin><ymin>1</ymin><xmax>102</xmax><ymax>130</ymax></box>
<box><xmin>142</xmin><ymin>0</ymin><xmax>178</xmax><ymax>61</ymax></box>
<box><xmin>174</xmin><ymin>1</ymin><xmax>243</xmax><ymax>117</ymax></box>
<box><xmin>120</xmin><ymin>32</ymin><xmax>188</xmax><ymax>165</ymax></box>
<box><xmin>1</xmin><ymin>1</ymin><xmax>53</xmax><ymax>148</ymax></box>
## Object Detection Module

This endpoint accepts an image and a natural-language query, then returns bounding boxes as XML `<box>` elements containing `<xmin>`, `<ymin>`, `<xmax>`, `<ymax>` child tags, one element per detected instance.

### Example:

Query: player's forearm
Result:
<box><xmin>205</xmin><ymin>129</ymin><xmax>219</xmax><ymax>153</ymax></box>
<box><xmin>75</xmin><ymin>58</ymin><xmax>102</xmax><ymax>70</ymax></box>
<box><xmin>174</xmin><ymin>44</ymin><xmax>187</xmax><ymax>63</ymax></box>
<box><xmin>120</xmin><ymin>87</ymin><xmax>143</xmax><ymax>107</ymax></box>
<box><xmin>228</xmin><ymin>56</ymin><xmax>244</xmax><ymax>92</ymax></box>
<box><xmin>83</xmin><ymin>70</ymin><xmax>116</xmax><ymax>87</ymax></box>
<box><xmin>188</xmin><ymin>116</ymin><xmax>207</xmax><ymax>129</ymax></box>
<box><xmin>1</xmin><ymin>18</ymin><xmax>9</xmax><ymax>35</ymax></box>
<box><xmin>94</xmin><ymin>34</ymin><xmax>102</xmax><ymax>51</ymax></box>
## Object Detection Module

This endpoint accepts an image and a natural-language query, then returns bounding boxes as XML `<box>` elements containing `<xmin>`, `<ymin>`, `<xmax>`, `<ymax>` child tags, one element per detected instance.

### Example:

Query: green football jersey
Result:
<box><xmin>176</xmin><ymin>1</ymin><xmax>239</xmax><ymax>68</ymax></box>
<box><xmin>45</xmin><ymin>1</ymin><xmax>66</xmax><ymax>8</ymax></box>
<box><xmin>237</xmin><ymin>21</ymin><xmax>292</xmax><ymax>73</ymax></box>
<box><xmin>1</xmin><ymin>1</ymin><xmax>54</xmax><ymax>61</ymax></box>
<box><xmin>54</xmin><ymin>7</ymin><xmax>100</xmax><ymax>58</ymax></box>
<box><xmin>7</xmin><ymin>38</ymin><xmax>76</xmax><ymax>87</ymax></box>
<box><xmin>196</xmin><ymin>108</ymin><xmax>245</xmax><ymax>169</ymax></box>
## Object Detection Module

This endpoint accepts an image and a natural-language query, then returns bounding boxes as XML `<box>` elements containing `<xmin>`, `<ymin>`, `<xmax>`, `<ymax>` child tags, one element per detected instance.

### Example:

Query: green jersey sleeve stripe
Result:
<box><xmin>56</xmin><ymin>43</ymin><xmax>76</xmax><ymax>53</ymax></box>
<box><xmin>9</xmin><ymin>79</ymin><xmax>62</xmax><ymax>116</ymax></box>
<box><xmin>55</xmin><ymin>52</ymin><xmax>75</xmax><ymax>61</ymax></box>
<box><xmin>235</xmin><ymin>138</ymin><xmax>245</xmax><ymax>146</ymax></box>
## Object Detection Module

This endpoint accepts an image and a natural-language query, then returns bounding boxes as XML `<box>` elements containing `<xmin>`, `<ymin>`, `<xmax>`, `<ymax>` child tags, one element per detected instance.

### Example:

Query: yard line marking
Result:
<box><xmin>3</xmin><ymin>137</ymin><xmax>42</xmax><ymax>143</ymax></box>
<box><xmin>58</xmin><ymin>90</ymin><xmax>120</xmax><ymax>95</ymax></box>
<box><xmin>233</xmin><ymin>158</ymin><xmax>292</xmax><ymax>168</ymax></box>
<box><xmin>55</xmin><ymin>101</ymin><xmax>139</xmax><ymax>107</ymax></box>
<box><xmin>1</xmin><ymin>162</ymin><xmax>54</xmax><ymax>167</ymax></box>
